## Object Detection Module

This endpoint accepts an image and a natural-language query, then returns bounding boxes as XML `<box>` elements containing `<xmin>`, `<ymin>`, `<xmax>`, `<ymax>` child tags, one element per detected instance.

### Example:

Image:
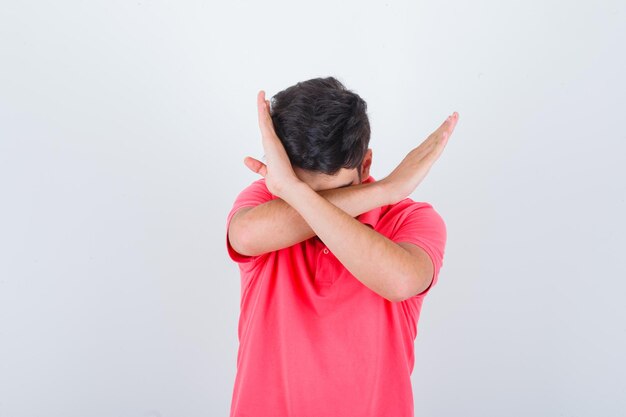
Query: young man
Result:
<box><xmin>226</xmin><ymin>77</ymin><xmax>459</xmax><ymax>417</ymax></box>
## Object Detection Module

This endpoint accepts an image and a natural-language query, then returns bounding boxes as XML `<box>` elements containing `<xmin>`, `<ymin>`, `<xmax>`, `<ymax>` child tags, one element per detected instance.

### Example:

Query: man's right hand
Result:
<box><xmin>379</xmin><ymin>112</ymin><xmax>459</xmax><ymax>204</ymax></box>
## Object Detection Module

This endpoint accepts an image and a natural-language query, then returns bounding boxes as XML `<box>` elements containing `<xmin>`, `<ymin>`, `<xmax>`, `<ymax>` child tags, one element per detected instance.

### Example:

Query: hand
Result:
<box><xmin>243</xmin><ymin>90</ymin><xmax>304</xmax><ymax>198</ymax></box>
<box><xmin>380</xmin><ymin>112</ymin><xmax>459</xmax><ymax>204</ymax></box>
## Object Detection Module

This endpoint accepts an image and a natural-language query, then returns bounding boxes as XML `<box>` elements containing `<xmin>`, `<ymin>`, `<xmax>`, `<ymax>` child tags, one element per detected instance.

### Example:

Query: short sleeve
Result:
<box><xmin>226</xmin><ymin>178</ymin><xmax>278</xmax><ymax>266</ymax></box>
<box><xmin>390</xmin><ymin>203</ymin><xmax>447</xmax><ymax>297</ymax></box>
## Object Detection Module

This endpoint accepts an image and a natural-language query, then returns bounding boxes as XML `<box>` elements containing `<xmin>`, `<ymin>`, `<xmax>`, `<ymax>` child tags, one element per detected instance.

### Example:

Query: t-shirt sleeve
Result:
<box><xmin>226</xmin><ymin>178</ymin><xmax>278</xmax><ymax>266</ymax></box>
<box><xmin>389</xmin><ymin>202</ymin><xmax>447</xmax><ymax>297</ymax></box>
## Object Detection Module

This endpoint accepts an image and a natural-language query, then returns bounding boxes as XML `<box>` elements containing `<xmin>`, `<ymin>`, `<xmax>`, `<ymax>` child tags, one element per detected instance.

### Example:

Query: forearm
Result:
<box><xmin>237</xmin><ymin>180</ymin><xmax>389</xmax><ymax>256</ymax></box>
<box><xmin>281</xmin><ymin>182</ymin><xmax>422</xmax><ymax>302</ymax></box>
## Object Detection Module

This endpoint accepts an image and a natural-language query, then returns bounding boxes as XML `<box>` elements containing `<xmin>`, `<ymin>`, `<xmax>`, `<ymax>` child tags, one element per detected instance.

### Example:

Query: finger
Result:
<box><xmin>413</xmin><ymin>112</ymin><xmax>458</xmax><ymax>158</ymax></box>
<box><xmin>244</xmin><ymin>156</ymin><xmax>267</xmax><ymax>177</ymax></box>
<box><xmin>257</xmin><ymin>92</ymin><xmax>273</xmax><ymax>129</ymax></box>
<box><xmin>257</xmin><ymin>90</ymin><xmax>278</xmax><ymax>142</ymax></box>
<box><xmin>437</xmin><ymin>113</ymin><xmax>458</xmax><ymax>136</ymax></box>
<box><xmin>434</xmin><ymin>129</ymin><xmax>453</xmax><ymax>157</ymax></box>
<box><xmin>422</xmin><ymin>118</ymin><xmax>449</xmax><ymax>151</ymax></box>
<box><xmin>420</xmin><ymin>131</ymin><xmax>450</xmax><ymax>167</ymax></box>
<box><xmin>435</xmin><ymin>117</ymin><xmax>455</xmax><ymax>149</ymax></box>
<box><xmin>425</xmin><ymin>112</ymin><xmax>458</xmax><ymax>148</ymax></box>
<box><xmin>244</xmin><ymin>156</ymin><xmax>267</xmax><ymax>176</ymax></box>
<box><xmin>257</xmin><ymin>90</ymin><xmax>268</xmax><ymax>132</ymax></box>
<box><xmin>446</xmin><ymin>112</ymin><xmax>459</xmax><ymax>133</ymax></box>
<box><xmin>439</xmin><ymin>111</ymin><xmax>459</xmax><ymax>131</ymax></box>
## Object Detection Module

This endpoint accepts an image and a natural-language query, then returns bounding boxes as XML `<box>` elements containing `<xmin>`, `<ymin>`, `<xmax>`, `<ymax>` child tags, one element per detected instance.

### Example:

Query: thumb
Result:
<box><xmin>244</xmin><ymin>156</ymin><xmax>267</xmax><ymax>177</ymax></box>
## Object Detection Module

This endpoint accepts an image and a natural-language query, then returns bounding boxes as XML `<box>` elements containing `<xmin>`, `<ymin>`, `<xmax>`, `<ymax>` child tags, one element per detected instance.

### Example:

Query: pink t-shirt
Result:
<box><xmin>225</xmin><ymin>174</ymin><xmax>447</xmax><ymax>417</ymax></box>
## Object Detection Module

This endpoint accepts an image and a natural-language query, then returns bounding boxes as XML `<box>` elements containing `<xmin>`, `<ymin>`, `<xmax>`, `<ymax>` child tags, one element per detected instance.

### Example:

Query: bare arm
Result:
<box><xmin>229</xmin><ymin>180</ymin><xmax>389</xmax><ymax>257</ymax></box>
<box><xmin>279</xmin><ymin>181</ymin><xmax>430</xmax><ymax>302</ymax></box>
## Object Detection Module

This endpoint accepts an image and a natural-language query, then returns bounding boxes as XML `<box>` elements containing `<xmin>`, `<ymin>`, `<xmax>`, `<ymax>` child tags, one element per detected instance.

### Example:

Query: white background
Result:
<box><xmin>1</xmin><ymin>1</ymin><xmax>624</xmax><ymax>416</ymax></box>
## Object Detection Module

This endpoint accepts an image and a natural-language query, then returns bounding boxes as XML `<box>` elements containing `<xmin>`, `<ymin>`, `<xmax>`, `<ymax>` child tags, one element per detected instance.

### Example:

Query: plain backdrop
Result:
<box><xmin>1</xmin><ymin>1</ymin><xmax>624</xmax><ymax>416</ymax></box>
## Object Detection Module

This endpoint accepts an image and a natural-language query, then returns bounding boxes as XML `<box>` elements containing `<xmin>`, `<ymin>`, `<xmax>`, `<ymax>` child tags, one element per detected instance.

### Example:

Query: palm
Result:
<box><xmin>246</xmin><ymin>90</ymin><xmax>302</xmax><ymax>197</ymax></box>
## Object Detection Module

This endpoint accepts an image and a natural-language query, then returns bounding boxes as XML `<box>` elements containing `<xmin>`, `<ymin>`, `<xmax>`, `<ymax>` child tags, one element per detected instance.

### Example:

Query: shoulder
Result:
<box><xmin>382</xmin><ymin>198</ymin><xmax>441</xmax><ymax>220</ymax></box>
<box><xmin>379</xmin><ymin>198</ymin><xmax>447</xmax><ymax>238</ymax></box>
<box><xmin>240</xmin><ymin>177</ymin><xmax>273</xmax><ymax>194</ymax></box>
<box><xmin>231</xmin><ymin>177</ymin><xmax>278</xmax><ymax>203</ymax></box>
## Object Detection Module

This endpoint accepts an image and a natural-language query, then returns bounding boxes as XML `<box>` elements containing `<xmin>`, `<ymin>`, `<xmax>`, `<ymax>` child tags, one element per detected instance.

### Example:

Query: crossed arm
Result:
<box><xmin>228</xmin><ymin>180</ymin><xmax>434</xmax><ymax>302</ymax></box>
<box><xmin>229</xmin><ymin>180</ymin><xmax>384</xmax><ymax>255</ymax></box>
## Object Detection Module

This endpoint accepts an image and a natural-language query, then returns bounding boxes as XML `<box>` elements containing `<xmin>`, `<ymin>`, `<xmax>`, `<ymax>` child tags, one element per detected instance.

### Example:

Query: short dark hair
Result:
<box><xmin>270</xmin><ymin>76</ymin><xmax>370</xmax><ymax>179</ymax></box>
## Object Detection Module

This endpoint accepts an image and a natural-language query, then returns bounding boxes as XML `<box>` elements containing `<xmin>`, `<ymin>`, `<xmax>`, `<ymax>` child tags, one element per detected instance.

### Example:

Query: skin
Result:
<box><xmin>233</xmin><ymin>90</ymin><xmax>459</xmax><ymax>302</ymax></box>
<box><xmin>228</xmin><ymin>157</ymin><xmax>388</xmax><ymax>258</ymax></box>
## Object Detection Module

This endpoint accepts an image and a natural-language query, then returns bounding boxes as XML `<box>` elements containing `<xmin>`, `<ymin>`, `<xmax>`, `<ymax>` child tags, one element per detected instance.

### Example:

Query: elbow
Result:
<box><xmin>387</xmin><ymin>293</ymin><xmax>406</xmax><ymax>303</ymax></box>
<box><xmin>389</xmin><ymin>289</ymin><xmax>412</xmax><ymax>303</ymax></box>
<box><xmin>383</xmin><ymin>284</ymin><xmax>413</xmax><ymax>303</ymax></box>
<box><xmin>229</xmin><ymin>222</ymin><xmax>255</xmax><ymax>257</ymax></box>
<box><xmin>391</xmin><ymin>273</ymin><xmax>433</xmax><ymax>302</ymax></box>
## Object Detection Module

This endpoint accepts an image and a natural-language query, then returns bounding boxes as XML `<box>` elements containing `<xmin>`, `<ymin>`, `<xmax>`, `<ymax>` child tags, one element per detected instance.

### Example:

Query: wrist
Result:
<box><xmin>279</xmin><ymin>180</ymin><xmax>312</xmax><ymax>206</ymax></box>
<box><xmin>374</xmin><ymin>177</ymin><xmax>397</xmax><ymax>206</ymax></box>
